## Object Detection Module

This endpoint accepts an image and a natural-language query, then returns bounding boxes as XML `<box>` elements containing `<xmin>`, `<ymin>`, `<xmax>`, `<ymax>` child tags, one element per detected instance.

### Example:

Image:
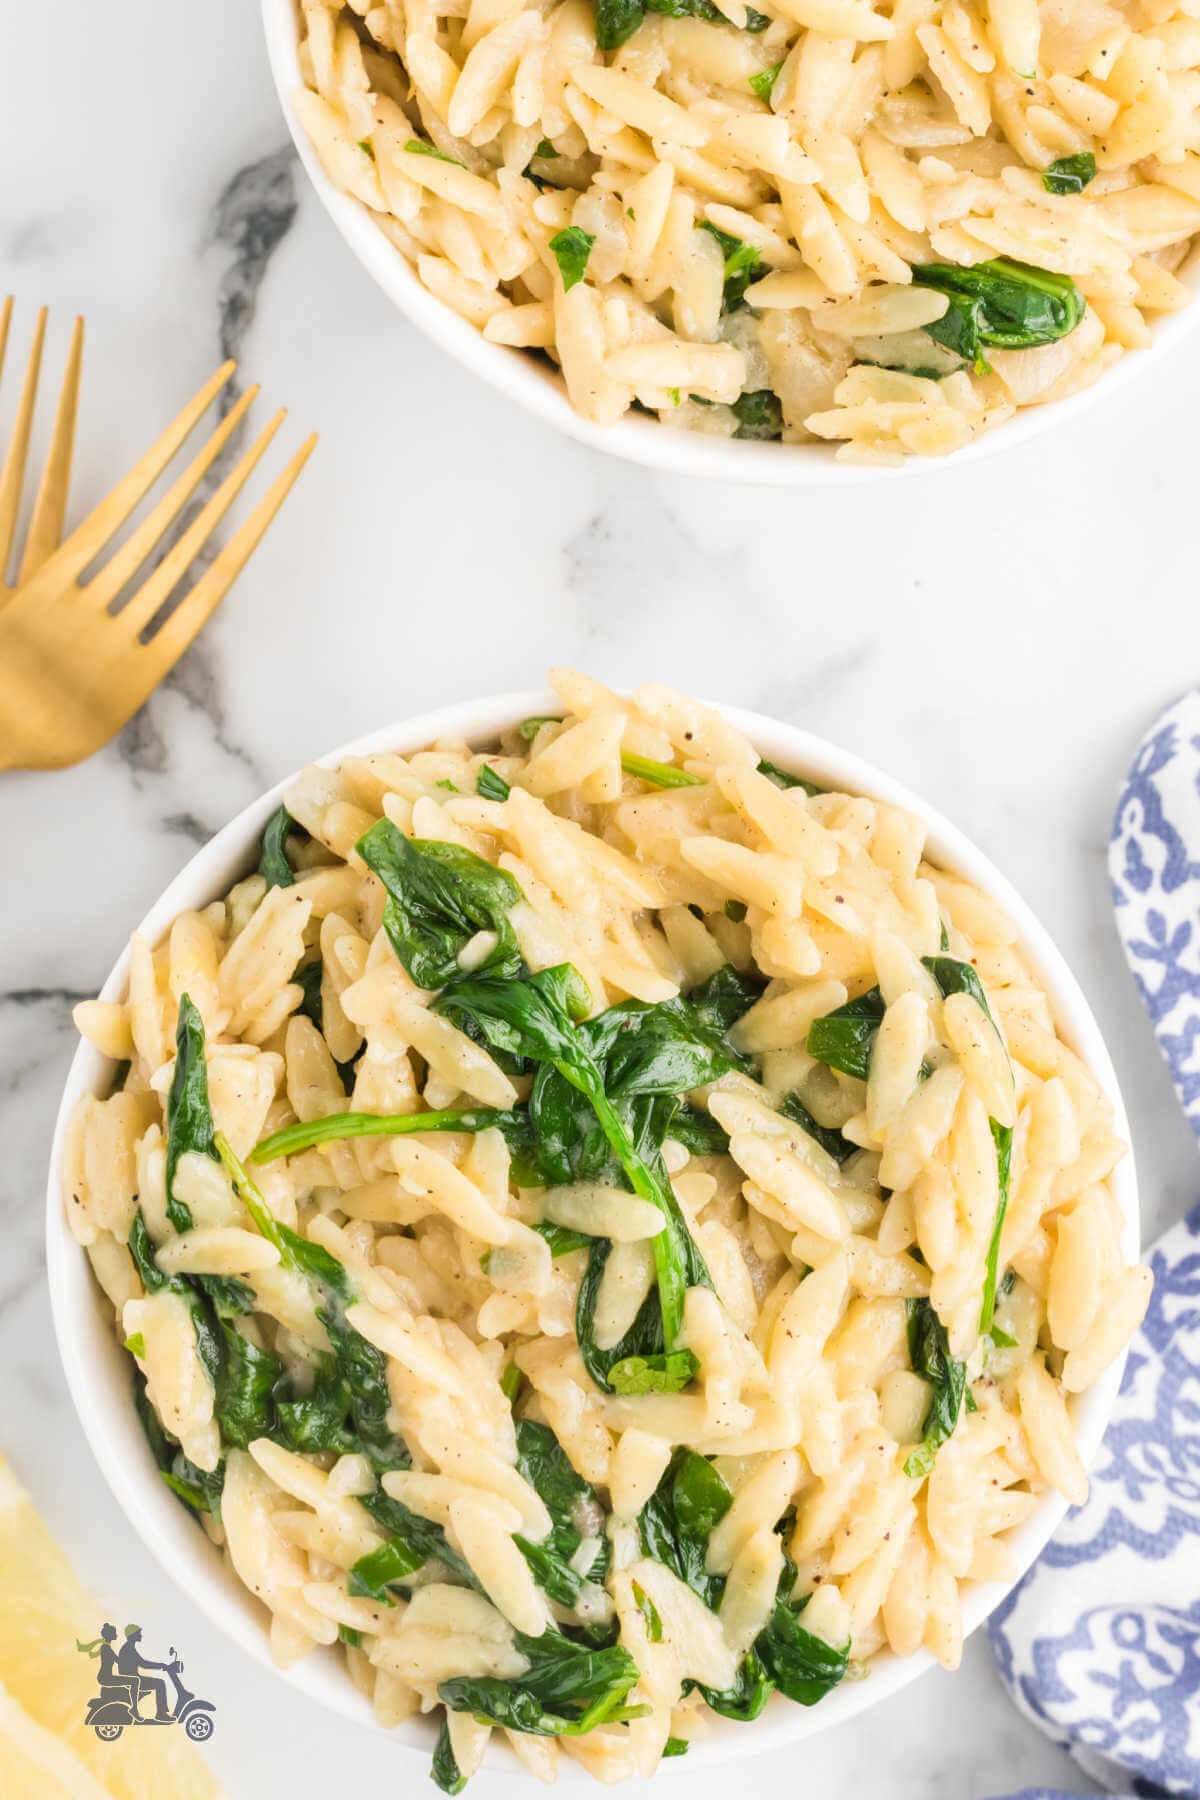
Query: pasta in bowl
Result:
<box><xmin>265</xmin><ymin>0</ymin><xmax>1200</xmax><ymax>470</ymax></box>
<box><xmin>49</xmin><ymin>676</ymin><xmax>1149</xmax><ymax>1783</ymax></box>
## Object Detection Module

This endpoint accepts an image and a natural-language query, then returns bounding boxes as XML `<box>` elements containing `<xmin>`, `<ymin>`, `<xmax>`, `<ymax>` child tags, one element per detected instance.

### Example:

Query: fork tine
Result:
<box><xmin>110</xmin><ymin>406</ymin><xmax>286</xmax><ymax>638</ymax></box>
<box><xmin>0</xmin><ymin>305</ymin><xmax>47</xmax><ymax>581</ymax></box>
<box><xmin>26</xmin><ymin>359</ymin><xmax>237</xmax><ymax>592</ymax></box>
<box><xmin>85</xmin><ymin>381</ymin><xmax>259</xmax><ymax>612</ymax></box>
<box><xmin>17</xmin><ymin>315</ymin><xmax>83</xmax><ymax>584</ymax></box>
<box><xmin>131</xmin><ymin>434</ymin><xmax>318</xmax><ymax>687</ymax></box>
<box><xmin>0</xmin><ymin>297</ymin><xmax>13</xmax><ymax>381</ymax></box>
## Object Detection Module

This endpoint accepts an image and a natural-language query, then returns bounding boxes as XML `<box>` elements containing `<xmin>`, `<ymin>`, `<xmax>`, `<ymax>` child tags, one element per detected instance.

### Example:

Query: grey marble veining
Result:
<box><xmin>2</xmin><ymin>0</ymin><xmax>1199</xmax><ymax>1793</ymax></box>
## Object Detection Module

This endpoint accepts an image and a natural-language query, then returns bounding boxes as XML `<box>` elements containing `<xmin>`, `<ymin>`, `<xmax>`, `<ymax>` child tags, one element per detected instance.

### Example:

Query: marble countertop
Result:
<box><xmin>3</xmin><ymin>3</ymin><xmax>1198</xmax><ymax>1794</ymax></box>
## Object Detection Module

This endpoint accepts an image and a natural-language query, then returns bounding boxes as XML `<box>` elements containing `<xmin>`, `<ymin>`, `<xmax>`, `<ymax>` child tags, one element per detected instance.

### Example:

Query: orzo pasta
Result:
<box><xmin>66</xmin><ymin>672</ymin><xmax>1150</xmax><ymax>1784</ymax></box>
<box><xmin>290</xmin><ymin>0</ymin><xmax>1200</xmax><ymax>461</ymax></box>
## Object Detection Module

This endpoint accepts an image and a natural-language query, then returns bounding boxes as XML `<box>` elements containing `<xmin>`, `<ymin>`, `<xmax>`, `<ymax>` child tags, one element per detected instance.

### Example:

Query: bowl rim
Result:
<box><xmin>45</xmin><ymin>687</ymin><xmax>1140</xmax><ymax>1775</ymax></box>
<box><xmin>261</xmin><ymin>0</ymin><xmax>1200</xmax><ymax>487</ymax></box>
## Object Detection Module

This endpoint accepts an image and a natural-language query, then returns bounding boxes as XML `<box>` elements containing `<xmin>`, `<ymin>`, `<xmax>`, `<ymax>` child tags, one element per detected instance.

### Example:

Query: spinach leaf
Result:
<box><xmin>290</xmin><ymin>956</ymin><xmax>360</xmax><ymax>1089</ymax></box>
<box><xmin>620</xmin><ymin>752</ymin><xmax>704</xmax><ymax>789</ymax></box>
<box><xmin>758</xmin><ymin>1593</ymin><xmax>849</xmax><ymax>1704</ymax></box>
<box><xmin>663</xmin><ymin>1737</ymin><xmax>690</xmax><ymax>1756</ymax></box>
<box><xmin>638</xmin><ymin>1448</ymin><xmax>731</xmax><ymax>1607</ymax></box>
<box><xmin>259</xmin><ymin>804</ymin><xmax>306</xmax><ymax>889</ymax></box>
<box><xmin>638</xmin><ymin>1455</ymin><xmax>848</xmax><ymax>1719</ymax></box>
<box><xmin>164</xmin><ymin>993</ymin><xmax>217</xmax><ymax>1232</ymax></box>
<box><xmin>1043</xmin><ymin>152</ymin><xmax>1095</xmax><ymax>195</ymax></box>
<box><xmin>903</xmin><ymin>1298</ymin><xmax>967</xmax><ymax>1478</ymax></box>
<box><xmin>732</xmin><ymin>390</ymin><xmax>783</xmax><ymax>440</ymax></box>
<box><xmin>432</xmin><ymin>1719</ymin><xmax>467</xmax><ymax>1795</ymax></box>
<box><xmin>518</xmin><ymin>715</ymin><xmax>564</xmax><ymax>740</ymax></box>
<box><xmin>357</xmin><ymin>820</ymin><xmax>523</xmax><ymax>988</ymax></box>
<box><xmin>439</xmin><ymin>966</ymin><xmax>711</xmax><ymax>1347</ymax></box>
<box><xmin>920</xmin><ymin>955</ymin><xmax>1013</xmax><ymax>1334</ymax></box>
<box><xmin>576</xmin><ymin>1238</ymin><xmax>671</xmax><ymax>1392</ymax></box>
<box><xmin>513</xmin><ymin>1419</ymin><xmax>609</xmax><ymax>1605</ymax></box>
<box><xmin>476</xmin><ymin>765</ymin><xmax>511</xmax><ymax>801</ymax></box>
<box><xmin>594</xmin><ymin>0</ymin><xmax>646</xmax><ymax>46</ymax></box>
<box><xmin>749</xmin><ymin>59</ymin><xmax>783</xmax><ymax>99</ymax></box>
<box><xmin>272</xmin><ymin>1352</ymin><xmax>359</xmax><ymax>1457</ymax></box>
<box><xmin>252</xmin><ymin>1104</ymin><xmax>531</xmax><ymax>1164</ymax></box>
<box><xmin>756</xmin><ymin>758</ymin><xmax>822</xmax><ymax>796</ymax></box>
<box><xmin>274</xmin><ymin>1223</ymin><xmax>404</xmax><ymax>1466</ymax></box>
<box><xmin>686</xmin><ymin>964</ymin><xmax>764</xmax><ymax>1034</ymax></box>
<box><xmin>214</xmin><ymin>1321</ymin><xmax>282</xmax><ymax>1450</ymax></box>
<box><xmin>700</xmin><ymin>1647</ymin><xmax>773</xmax><ymax>1720</ymax></box>
<box><xmin>161</xmin><ymin>1455</ymin><xmax>226</xmax><ymax>1519</ymax></box>
<box><xmin>133</xmin><ymin>1367</ymin><xmax>222</xmax><ymax>1519</ymax></box>
<box><xmin>348</xmin><ymin>1535</ymin><xmax>427</xmax><ymax>1603</ymax></box>
<box><xmin>294</xmin><ymin>957</ymin><xmax>324</xmax><ymax>1030</ymax></box>
<box><xmin>608</xmin><ymin>1349</ymin><xmax>700</xmax><ymax>1393</ymax></box>
<box><xmin>354</xmin><ymin>1486</ymin><xmax>475</xmax><ymax>1600</ymax></box>
<box><xmin>549</xmin><ymin>226</ymin><xmax>596</xmax><ymax>292</ymax></box>
<box><xmin>920</xmin><ymin>953</ymin><xmax>995</xmax><ymax>1017</ymax></box>
<box><xmin>668</xmin><ymin>1103</ymin><xmax>730</xmax><ymax>1157</ymax></box>
<box><xmin>439</xmin><ymin>1628</ymin><xmax>641</xmax><ymax>1736</ymax></box>
<box><xmin>595</xmin><ymin>0</ymin><xmax>765</xmax><ymax>45</ymax></box>
<box><xmin>130</xmin><ymin>1206</ymin><xmax>270</xmax><ymax>1463</ymax></box>
<box><xmin>778</xmin><ymin>1093</ymin><xmax>856</xmax><ymax>1165</ymax></box>
<box><xmin>912</xmin><ymin>258</ymin><xmax>1086</xmax><ymax>373</ymax></box>
<box><xmin>805</xmin><ymin>987</ymin><xmax>885</xmax><ymax>1081</ymax></box>
<box><xmin>533</xmin><ymin>1219</ymin><xmax>594</xmax><ymax>1257</ymax></box>
<box><xmin>699</xmin><ymin>222</ymin><xmax>766</xmax><ymax>311</ymax></box>
<box><xmin>406</xmin><ymin>138</ymin><xmax>465</xmax><ymax>167</ymax></box>
<box><xmin>979</xmin><ymin>1118</ymin><xmax>1013</xmax><ymax>1334</ymax></box>
<box><xmin>632</xmin><ymin>1580</ymin><xmax>663</xmax><ymax>1640</ymax></box>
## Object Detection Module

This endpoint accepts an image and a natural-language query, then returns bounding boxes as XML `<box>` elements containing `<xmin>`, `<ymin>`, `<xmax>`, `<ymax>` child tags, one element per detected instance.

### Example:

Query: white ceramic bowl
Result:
<box><xmin>47</xmin><ymin>690</ymin><xmax>1140</xmax><ymax>1775</ymax></box>
<box><xmin>261</xmin><ymin>0</ymin><xmax>1200</xmax><ymax>486</ymax></box>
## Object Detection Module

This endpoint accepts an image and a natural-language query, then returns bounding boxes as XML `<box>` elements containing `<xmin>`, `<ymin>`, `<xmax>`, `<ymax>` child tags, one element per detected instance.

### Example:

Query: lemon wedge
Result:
<box><xmin>0</xmin><ymin>1453</ymin><xmax>220</xmax><ymax>1799</ymax></box>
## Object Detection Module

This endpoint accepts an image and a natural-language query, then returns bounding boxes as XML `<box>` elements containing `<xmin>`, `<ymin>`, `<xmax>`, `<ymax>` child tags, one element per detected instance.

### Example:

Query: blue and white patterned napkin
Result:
<box><xmin>985</xmin><ymin>691</ymin><xmax>1200</xmax><ymax>1800</ymax></box>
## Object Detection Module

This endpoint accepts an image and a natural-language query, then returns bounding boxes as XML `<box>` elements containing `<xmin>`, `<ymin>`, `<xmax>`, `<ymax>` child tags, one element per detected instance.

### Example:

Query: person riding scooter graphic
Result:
<box><xmin>116</xmin><ymin>1623</ymin><xmax>172</xmax><ymax>1720</ymax></box>
<box><xmin>77</xmin><ymin>1622</ymin><xmax>216</xmax><ymax>1742</ymax></box>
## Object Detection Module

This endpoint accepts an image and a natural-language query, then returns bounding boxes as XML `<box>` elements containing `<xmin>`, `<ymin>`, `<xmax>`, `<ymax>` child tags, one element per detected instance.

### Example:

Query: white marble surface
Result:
<box><xmin>3</xmin><ymin>3</ymin><xmax>1199</xmax><ymax>1794</ymax></box>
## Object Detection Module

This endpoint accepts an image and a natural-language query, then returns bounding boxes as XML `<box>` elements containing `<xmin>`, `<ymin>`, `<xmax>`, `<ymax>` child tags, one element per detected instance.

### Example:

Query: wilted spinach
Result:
<box><xmin>438</xmin><ymin>964</ymin><xmax>719</xmax><ymax>1349</ymax></box>
<box><xmin>476</xmin><ymin>764</ymin><xmax>511</xmax><ymax>801</ymax></box>
<box><xmin>251</xmin><ymin>1104</ymin><xmax>532</xmax><ymax>1164</ymax></box>
<box><xmin>778</xmin><ymin>1093</ymin><xmax>856</xmax><ymax>1165</ymax></box>
<box><xmin>258</xmin><ymin>804</ymin><xmax>307</xmax><ymax>889</ymax></box>
<box><xmin>438</xmin><ymin>1628</ymin><xmax>642</xmax><ymax>1736</ymax></box>
<box><xmin>755</xmin><ymin>758</ymin><xmax>823</xmax><ymax>796</ymax></box>
<box><xmin>595</xmin><ymin>0</ymin><xmax>767</xmax><ymax>48</ymax></box>
<box><xmin>903</xmin><ymin>1298</ymin><xmax>967</xmax><ymax>1478</ymax></box>
<box><xmin>920</xmin><ymin>955</ymin><xmax>1014</xmax><ymax>1334</ymax></box>
<box><xmin>164</xmin><ymin>993</ymin><xmax>217</xmax><ymax>1232</ymax></box>
<box><xmin>432</xmin><ymin>1719</ymin><xmax>466</xmax><ymax>1795</ymax></box>
<box><xmin>749</xmin><ymin>59</ymin><xmax>783</xmax><ymax>99</ymax></box>
<box><xmin>359</xmin><ymin>821</ymin><xmax>524</xmax><ymax>989</ymax></box>
<box><xmin>620</xmin><ymin>752</ymin><xmax>704</xmax><ymax>789</ymax></box>
<box><xmin>699</xmin><ymin>223</ymin><xmax>767</xmax><ymax>312</ymax></box>
<box><xmin>912</xmin><ymin>258</ymin><xmax>1086</xmax><ymax>373</ymax></box>
<box><xmin>638</xmin><ymin>1451</ymin><xmax>848</xmax><ymax>1715</ymax></box>
<box><xmin>805</xmin><ymin>987</ymin><xmax>886</xmax><ymax>1081</ymax></box>
<box><xmin>352</xmin><ymin>1485</ymin><xmax>475</xmax><ymax>1602</ymax></box>
<box><xmin>549</xmin><ymin>226</ymin><xmax>596</xmax><ymax>291</ymax></box>
<box><xmin>514</xmin><ymin>1420</ymin><xmax>609</xmax><ymax>1605</ymax></box>
<box><xmin>1042</xmin><ymin>153</ymin><xmax>1095</xmax><ymax>195</ymax></box>
<box><xmin>732</xmin><ymin>389</ymin><xmax>783</xmax><ymax>440</ymax></box>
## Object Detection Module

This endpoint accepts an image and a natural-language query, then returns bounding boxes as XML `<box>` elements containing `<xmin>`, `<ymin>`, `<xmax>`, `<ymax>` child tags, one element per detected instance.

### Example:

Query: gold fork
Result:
<box><xmin>0</xmin><ymin>299</ymin><xmax>317</xmax><ymax>772</ymax></box>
